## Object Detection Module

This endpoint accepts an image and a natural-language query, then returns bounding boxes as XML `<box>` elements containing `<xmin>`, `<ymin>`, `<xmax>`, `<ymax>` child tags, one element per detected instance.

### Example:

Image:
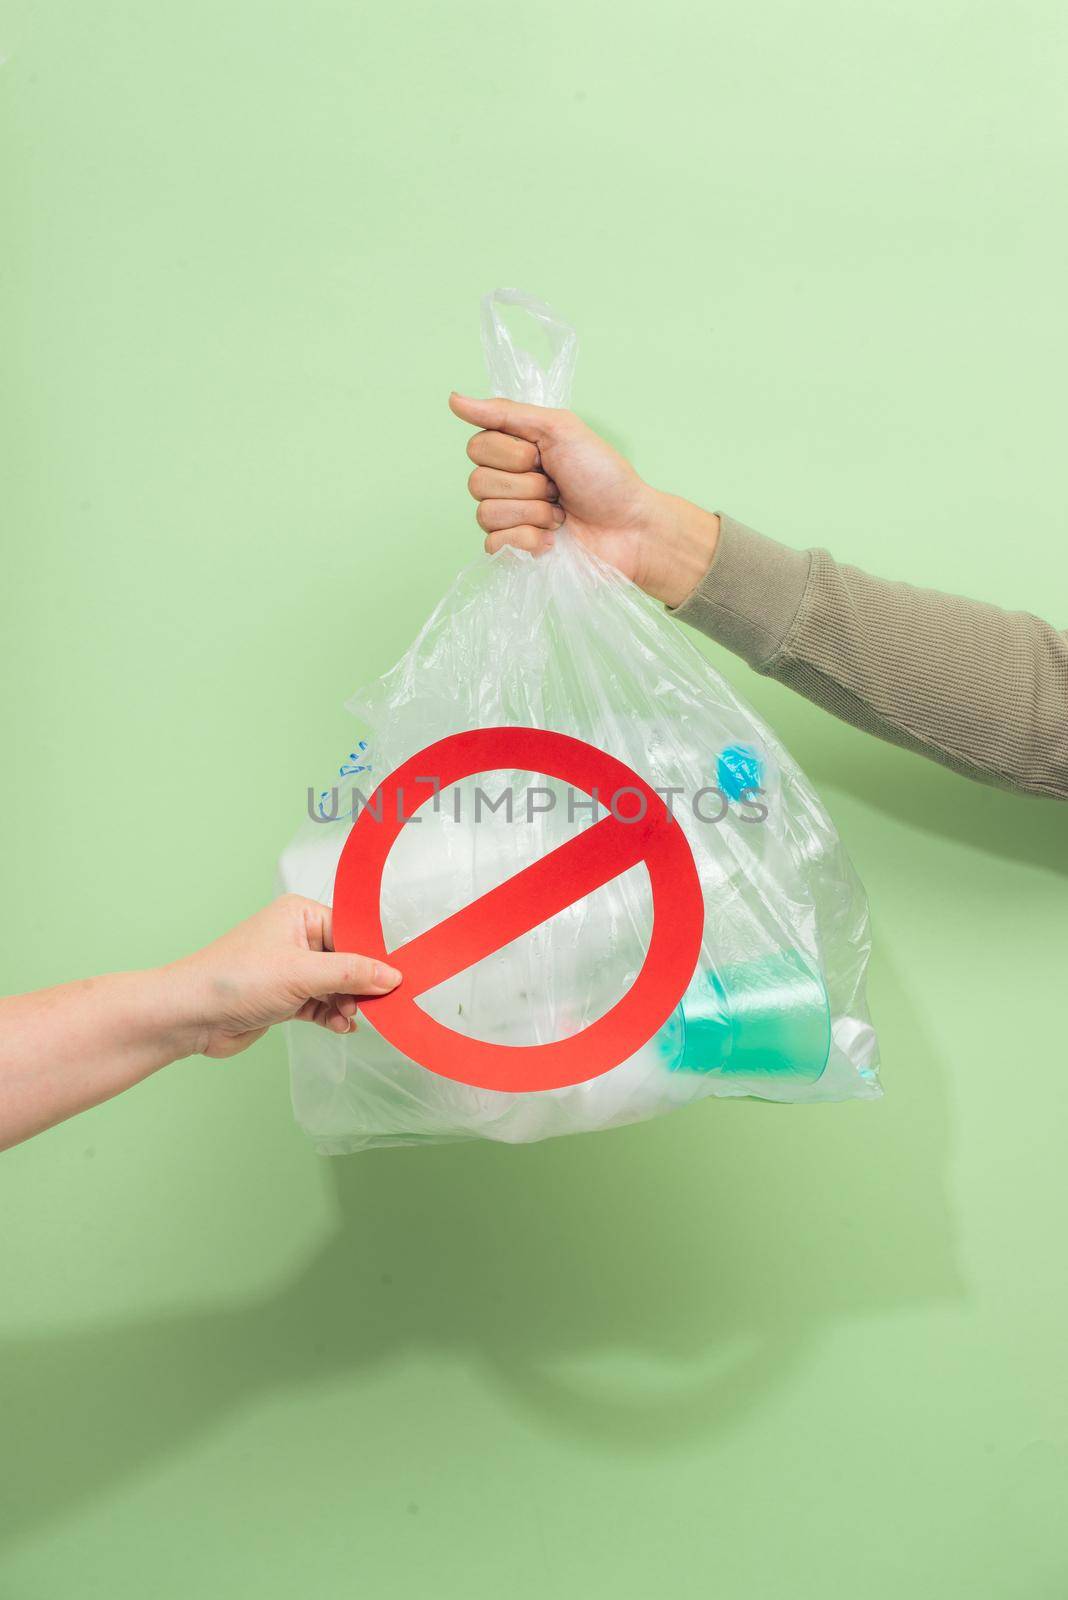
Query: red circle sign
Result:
<box><xmin>332</xmin><ymin>727</ymin><xmax>704</xmax><ymax>1093</ymax></box>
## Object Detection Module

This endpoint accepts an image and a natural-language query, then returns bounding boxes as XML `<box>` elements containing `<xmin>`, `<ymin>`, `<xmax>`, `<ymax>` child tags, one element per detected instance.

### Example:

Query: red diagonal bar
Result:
<box><xmin>384</xmin><ymin>811</ymin><xmax>658</xmax><ymax>998</ymax></box>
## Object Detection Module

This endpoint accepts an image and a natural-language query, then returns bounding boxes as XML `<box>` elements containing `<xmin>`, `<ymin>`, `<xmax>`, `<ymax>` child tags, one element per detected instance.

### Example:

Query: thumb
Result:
<box><xmin>295</xmin><ymin>950</ymin><xmax>402</xmax><ymax>1000</ymax></box>
<box><xmin>449</xmin><ymin>391</ymin><xmax>565</xmax><ymax>444</ymax></box>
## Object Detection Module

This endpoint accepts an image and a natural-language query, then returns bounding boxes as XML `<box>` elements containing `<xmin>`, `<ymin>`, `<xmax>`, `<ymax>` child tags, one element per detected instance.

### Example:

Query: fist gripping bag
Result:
<box><xmin>278</xmin><ymin>291</ymin><xmax>880</xmax><ymax>1153</ymax></box>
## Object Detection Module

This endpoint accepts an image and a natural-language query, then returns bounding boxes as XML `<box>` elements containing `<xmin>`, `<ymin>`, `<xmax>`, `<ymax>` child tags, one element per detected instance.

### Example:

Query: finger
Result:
<box><xmin>278</xmin><ymin>894</ymin><xmax>335</xmax><ymax>953</ymax></box>
<box><xmin>477</xmin><ymin>499</ymin><xmax>564</xmax><ymax>534</ymax></box>
<box><xmin>449</xmin><ymin>392</ymin><xmax>567</xmax><ymax>445</ymax></box>
<box><xmin>295</xmin><ymin>996</ymin><xmax>332</xmax><ymax>1026</ymax></box>
<box><xmin>324</xmin><ymin>1011</ymin><xmax>356</xmax><ymax>1034</ymax></box>
<box><xmin>484</xmin><ymin>526</ymin><xmax>556</xmax><ymax>557</ymax></box>
<box><xmin>298</xmin><ymin>995</ymin><xmax>357</xmax><ymax>1032</ymax></box>
<box><xmin>298</xmin><ymin>951</ymin><xmax>402</xmax><ymax>999</ymax></box>
<box><xmin>466</xmin><ymin>430</ymin><xmax>541</xmax><ymax>472</ymax></box>
<box><xmin>302</xmin><ymin>992</ymin><xmax>360</xmax><ymax>1021</ymax></box>
<box><xmin>467</xmin><ymin>467</ymin><xmax>557</xmax><ymax>503</ymax></box>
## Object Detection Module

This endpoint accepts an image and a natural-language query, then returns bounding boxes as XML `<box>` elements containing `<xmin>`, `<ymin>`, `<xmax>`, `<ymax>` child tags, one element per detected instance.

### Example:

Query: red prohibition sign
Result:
<box><xmin>332</xmin><ymin>727</ymin><xmax>704</xmax><ymax>1094</ymax></box>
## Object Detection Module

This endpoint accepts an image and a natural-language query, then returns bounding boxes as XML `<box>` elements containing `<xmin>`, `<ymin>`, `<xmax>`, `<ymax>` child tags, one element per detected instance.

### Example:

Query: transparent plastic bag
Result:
<box><xmin>278</xmin><ymin>290</ymin><xmax>880</xmax><ymax>1153</ymax></box>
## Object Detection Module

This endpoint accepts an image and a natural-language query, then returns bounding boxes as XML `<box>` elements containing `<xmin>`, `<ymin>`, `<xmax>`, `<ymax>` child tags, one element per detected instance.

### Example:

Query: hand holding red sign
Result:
<box><xmin>332</xmin><ymin>727</ymin><xmax>704</xmax><ymax>1094</ymax></box>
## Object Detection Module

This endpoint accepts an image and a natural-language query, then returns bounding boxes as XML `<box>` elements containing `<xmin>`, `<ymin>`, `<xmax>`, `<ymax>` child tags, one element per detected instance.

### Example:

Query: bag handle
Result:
<box><xmin>480</xmin><ymin>288</ymin><xmax>578</xmax><ymax>408</ymax></box>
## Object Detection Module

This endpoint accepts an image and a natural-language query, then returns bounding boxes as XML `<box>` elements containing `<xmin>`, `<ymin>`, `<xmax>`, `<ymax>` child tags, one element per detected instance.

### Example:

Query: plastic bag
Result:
<box><xmin>278</xmin><ymin>289</ymin><xmax>879</xmax><ymax>1153</ymax></box>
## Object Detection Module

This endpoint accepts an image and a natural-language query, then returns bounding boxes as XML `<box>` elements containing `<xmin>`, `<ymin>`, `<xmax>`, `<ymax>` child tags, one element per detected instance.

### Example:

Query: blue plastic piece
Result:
<box><xmin>716</xmin><ymin>742</ymin><xmax>764</xmax><ymax>801</ymax></box>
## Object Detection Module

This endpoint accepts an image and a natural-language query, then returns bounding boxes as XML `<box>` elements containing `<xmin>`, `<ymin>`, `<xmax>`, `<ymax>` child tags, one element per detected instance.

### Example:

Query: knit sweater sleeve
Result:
<box><xmin>670</xmin><ymin>513</ymin><xmax>1068</xmax><ymax>800</ymax></box>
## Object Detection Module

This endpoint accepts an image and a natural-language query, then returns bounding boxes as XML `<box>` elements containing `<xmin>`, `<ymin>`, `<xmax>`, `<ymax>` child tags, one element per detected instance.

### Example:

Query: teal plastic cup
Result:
<box><xmin>658</xmin><ymin>950</ymin><xmax>831</xmax><ymax>1085</ymax></box>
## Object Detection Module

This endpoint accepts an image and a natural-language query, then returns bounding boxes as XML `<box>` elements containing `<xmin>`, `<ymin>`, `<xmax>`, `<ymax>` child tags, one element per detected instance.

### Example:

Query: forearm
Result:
<box><xmin>0</xmin><ymin>969</ymin><xmax>196</xmax><ymax>1150</ymax></box>
<box><xmin>0</xmin><ymin>895</ymin><xmax>404</xmax><ymax>1152</ymax></box>
<box><xmin>669</xmin><ymin>511</ymin><xmax>1068</xmax><ymax>800</ymax></box>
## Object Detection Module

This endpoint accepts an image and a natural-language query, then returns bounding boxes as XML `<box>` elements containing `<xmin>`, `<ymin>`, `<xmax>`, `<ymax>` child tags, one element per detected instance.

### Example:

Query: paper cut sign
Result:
<box><xmin>332</xmin><ymin>727</ymin><xmax>704</xmax><ymax>1093</ymax></box>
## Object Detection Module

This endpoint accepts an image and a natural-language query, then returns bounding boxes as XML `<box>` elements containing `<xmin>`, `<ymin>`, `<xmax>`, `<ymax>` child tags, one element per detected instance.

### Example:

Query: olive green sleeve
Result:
<box><xmin>670</xmin><ymin>513</ymin><xmax>1068</xmax><ymax>801</ymax></box>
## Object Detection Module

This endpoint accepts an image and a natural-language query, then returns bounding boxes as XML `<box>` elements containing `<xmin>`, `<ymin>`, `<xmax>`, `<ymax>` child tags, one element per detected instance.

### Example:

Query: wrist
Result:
<box><xmin>147</xmin><ymin>961</ymin><xmax>212</xmax><ymax>1062</ymax></box>
<box><xmin>75</xmin><ymin>966</ymin><xmax>206</xmax><ymax>1087</ymax></box>
<box><xmin>635</xmin><ymin>491</ymin><xmax>720</xmax><ymax>608</ymax></box>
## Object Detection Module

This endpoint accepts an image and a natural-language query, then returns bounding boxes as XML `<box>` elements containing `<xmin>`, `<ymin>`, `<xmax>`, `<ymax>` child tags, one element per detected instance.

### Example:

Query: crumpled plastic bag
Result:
<box><xmin>278</xmin><ymin>289</ymin><xmax>879</xmax><ymax>1153</ymax></box>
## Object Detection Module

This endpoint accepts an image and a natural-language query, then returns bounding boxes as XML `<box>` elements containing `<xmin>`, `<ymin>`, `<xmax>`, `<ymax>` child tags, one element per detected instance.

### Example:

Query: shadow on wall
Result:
<box><xmin>0</xmin><ymin>949</ymin><xmax>957</xmax><ymax>1551</ymax></box>
<box><xmin>843</xmin><ymin>750</ymin><xmax>1068</xmax><ymax>875</ymax></box>
<box><xmin>744</xmin><ymin>674</ymin><xmax>1068</xmax><ymax>878</ymax></box>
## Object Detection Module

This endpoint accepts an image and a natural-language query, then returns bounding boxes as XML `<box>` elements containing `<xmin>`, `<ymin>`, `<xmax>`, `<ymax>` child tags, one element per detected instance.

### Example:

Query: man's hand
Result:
<box><xmin>169</xmin><ymin>895</ymin><xmax>402</xmax><ymax>1059</ymax></box>
<box><xmin>449</xmin><ymin>393</ymin><xmax>721</xmax><ymax>608</ymax></box>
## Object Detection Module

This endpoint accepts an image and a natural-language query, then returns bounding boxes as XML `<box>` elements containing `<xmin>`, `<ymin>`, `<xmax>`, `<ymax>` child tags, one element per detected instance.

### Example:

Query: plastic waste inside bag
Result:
<box><xmin>278</xmin><ymin>289</ymin><xmax>880</xmax><ymax>1153</ymax></box>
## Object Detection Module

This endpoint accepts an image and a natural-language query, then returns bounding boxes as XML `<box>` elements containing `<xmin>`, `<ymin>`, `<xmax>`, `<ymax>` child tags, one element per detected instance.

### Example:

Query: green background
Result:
<box><xmin>2</xmin><ymin>1</ymin><xmax>1066</xmax><ymax>1595</ymax></box>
